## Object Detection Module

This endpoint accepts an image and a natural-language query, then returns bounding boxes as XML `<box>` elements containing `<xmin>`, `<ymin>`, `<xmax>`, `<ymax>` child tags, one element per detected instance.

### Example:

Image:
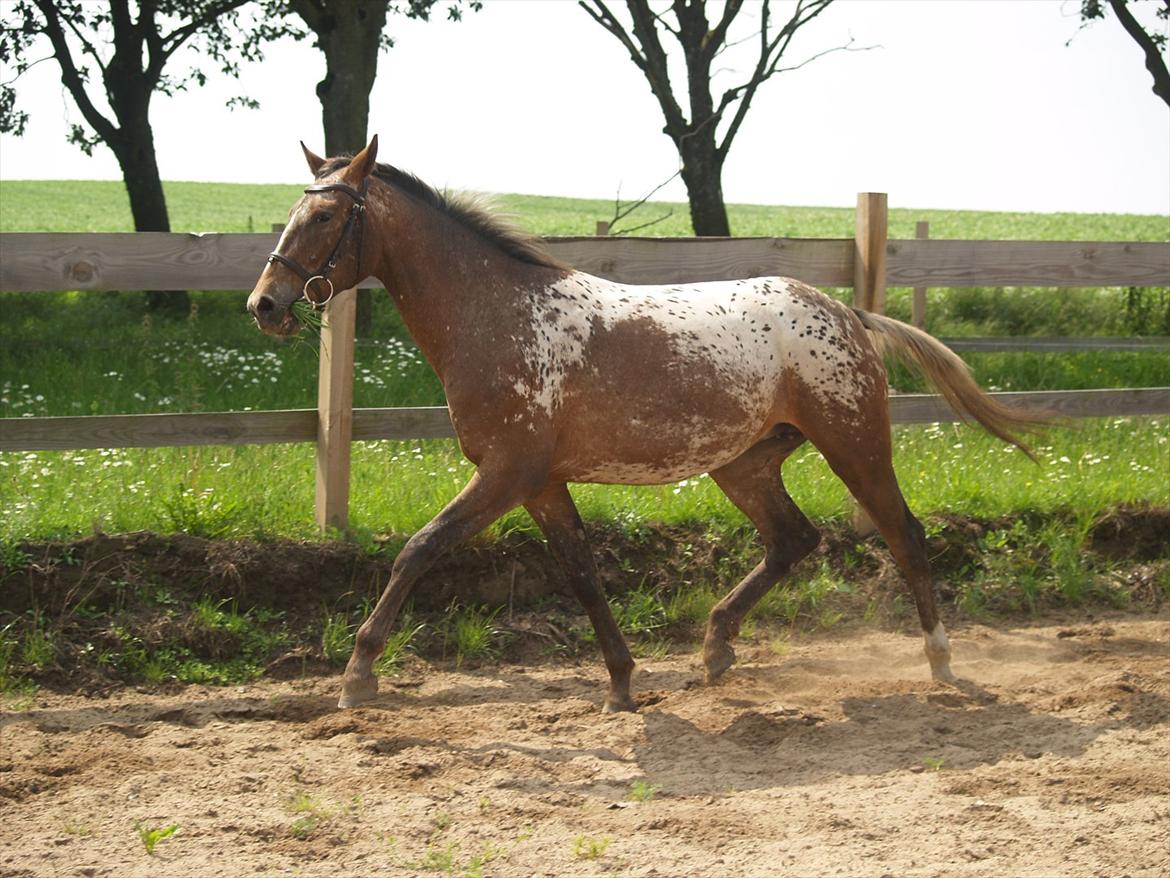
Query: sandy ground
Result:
<box><xmin>1</xmin><ymin>615</ymin><xmax>1168</xmax><ymax>878</ymax></box>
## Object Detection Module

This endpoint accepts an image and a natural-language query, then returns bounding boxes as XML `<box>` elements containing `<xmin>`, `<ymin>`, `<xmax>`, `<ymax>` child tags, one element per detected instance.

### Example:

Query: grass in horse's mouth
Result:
<box><xmin>290</xmin><ymin>300</ymin><xmax>324</xmax><ymax>337</ymax></box>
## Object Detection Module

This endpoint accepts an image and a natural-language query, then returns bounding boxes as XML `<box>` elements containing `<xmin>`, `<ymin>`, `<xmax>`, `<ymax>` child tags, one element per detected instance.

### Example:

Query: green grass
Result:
<box><xmin>0</xmin><ymin>180</ymin><xmax>1166</xmax><ymax>545</ymax></box>
<box><xmin>136</xmin><ymin>822</ymin><xmax>179</xmax><ymax>855</ymax></box>
<box><xmin>2</xmin><ymin>417</ymin><xmax>1167</xmax><ymax>543</ymax></box>
<box><xmin>3</xmin><ymin>179</ymin><xmax>1169</xmax><ymax>241</ymax></box>
<box><xmin>442</xmin><ymin>604</ymin><xmax>505</xmax><ymax>666</ymax></box>
<box><xmin>572</xmin><ymin>835</ymin><xmax>611</xmax><ymax>861</ymax></box>
<box><xmin>627</xmin><ymin>780</ymin><xmax>660</xmax><ymax>802</ymax></box>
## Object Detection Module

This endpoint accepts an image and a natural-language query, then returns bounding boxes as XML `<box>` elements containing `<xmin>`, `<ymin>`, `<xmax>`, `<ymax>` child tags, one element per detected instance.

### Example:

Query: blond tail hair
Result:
<box><xmin>853</xmin><ymin>309</ymin><xmax>1052</xmax><ymax>460</ymax></box>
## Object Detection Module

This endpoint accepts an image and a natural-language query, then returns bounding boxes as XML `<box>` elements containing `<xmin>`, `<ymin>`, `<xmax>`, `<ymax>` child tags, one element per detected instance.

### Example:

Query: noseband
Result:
<box><xmin>267</xmin><ymin>180</ymin><xmax>369</xmax><ymax>310</ymax></box>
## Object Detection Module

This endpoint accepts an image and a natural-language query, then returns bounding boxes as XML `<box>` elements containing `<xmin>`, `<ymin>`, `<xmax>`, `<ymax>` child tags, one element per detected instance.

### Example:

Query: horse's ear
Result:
<box><xmin>301</xmin><ymin>141</ymin><xmax>326</xmax><ymax>176</ymax></box>
<box><xmin>344</xmin><ymin>134</ymin><xmax>378</xmax><ymax>184</ymax></box>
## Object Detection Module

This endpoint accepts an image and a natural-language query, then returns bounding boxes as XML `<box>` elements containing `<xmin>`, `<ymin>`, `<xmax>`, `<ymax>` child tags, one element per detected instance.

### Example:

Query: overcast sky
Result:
<box><xmin>1</xmin><ymin>0</ymin><xmax>1167</xmax><ymax>215</ymax></box>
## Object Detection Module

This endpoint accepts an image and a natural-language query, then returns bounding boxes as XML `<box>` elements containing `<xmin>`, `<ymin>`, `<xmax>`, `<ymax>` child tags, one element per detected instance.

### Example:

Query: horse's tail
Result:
<box><xmin>852</xmin><ymin>309</ymin><xmax>1051</xmax><ymax>460</ymax></box>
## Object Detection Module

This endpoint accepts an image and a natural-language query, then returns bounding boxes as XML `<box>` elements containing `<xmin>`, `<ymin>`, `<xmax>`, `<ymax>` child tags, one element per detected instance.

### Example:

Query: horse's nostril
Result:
<box><xmin>255</xmin><ymin>295</ymin><xmax>275</xmax><ymax>314</ymax></box>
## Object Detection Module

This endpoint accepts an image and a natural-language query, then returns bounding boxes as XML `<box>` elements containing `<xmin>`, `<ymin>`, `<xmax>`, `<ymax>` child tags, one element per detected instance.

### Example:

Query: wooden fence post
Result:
<box><xmin>595</xmin><ymin>220</ymin><xmax>610</xmax><ymax>236</ymax></box>
<box><xmin>316</xmin><ymin>286</ymin><xmax>357</xmax><ymax>533</ymax></box>
<box><xmin>853</xmin><ymin>193</ymin><xmax>888</xmax><ymax>313</ymax></box>
<box><xmin>912</xmin><ymin>221</ymin><xmax>929</xmax><ymax>328</ymax></box>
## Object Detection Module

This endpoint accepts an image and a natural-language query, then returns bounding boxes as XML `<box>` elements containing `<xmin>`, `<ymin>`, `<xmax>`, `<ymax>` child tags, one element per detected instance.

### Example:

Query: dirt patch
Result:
<box><xmin>1</xmin><ymin>616</ymin><xmax>1168</xmax><ymax>877</ymax></box>
<box><xmin>1088</xmin><ymin>504</ymin><xmax>1170</xmax><ymax>562</ymax></box>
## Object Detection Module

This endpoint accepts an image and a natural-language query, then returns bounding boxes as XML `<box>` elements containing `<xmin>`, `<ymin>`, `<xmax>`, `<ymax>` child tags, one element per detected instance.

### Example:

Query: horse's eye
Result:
<box><xmin>313</xmin><ymin>211</ymin><xmax>332</xmax><ymax>224</ymax></box>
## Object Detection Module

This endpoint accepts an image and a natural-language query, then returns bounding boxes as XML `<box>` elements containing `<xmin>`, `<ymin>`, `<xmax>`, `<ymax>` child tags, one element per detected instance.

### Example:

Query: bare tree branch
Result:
<box><xmin>715</xmin><ymin>0</ymin><xmax>847</xmax><ymax>160</ymax></box>
<box><xmin>609</xmin><ymin>168</ymin><xmax>680</xmax><ymax>235</ymax></box>
<box><xmin>582</xmin><ymin>0</ymin><xmax>857</xmax><ymax>235</ymax></box>
<box><xmin>159</xmin><ymin>0</ymin><xmax>252</xmax><ymax>66</ymax></box>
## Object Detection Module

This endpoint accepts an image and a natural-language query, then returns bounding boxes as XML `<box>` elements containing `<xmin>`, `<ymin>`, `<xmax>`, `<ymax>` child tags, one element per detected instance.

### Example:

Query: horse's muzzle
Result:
<box><xmin>247</xmin><ymin>289</ymin><xmax>300</xmax><ymax>336</ymax></box>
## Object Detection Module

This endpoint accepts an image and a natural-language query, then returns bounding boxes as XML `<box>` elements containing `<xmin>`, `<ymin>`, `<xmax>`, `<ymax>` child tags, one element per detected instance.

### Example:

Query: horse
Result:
<box><xmin>247</xmin><ymin>136</ymin><xmax>1043</xmax><ymax>712</ymax></box>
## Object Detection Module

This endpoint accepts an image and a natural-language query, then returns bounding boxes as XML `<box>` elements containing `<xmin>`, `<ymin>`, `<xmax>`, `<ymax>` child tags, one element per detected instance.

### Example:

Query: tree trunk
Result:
<box><xmin>309</xmin><ymin>1</ymin><xmax>388</xmax><ymax>337</ymax></box>
<box><xmin>106</xmin><ymin>82</ymin><xmax>188</xmax><ymax>313</ymax></box>
<box><xmin>679</xmin><ymin>138</ymin><xmax>731</xmax><ymax>236</ymax></box>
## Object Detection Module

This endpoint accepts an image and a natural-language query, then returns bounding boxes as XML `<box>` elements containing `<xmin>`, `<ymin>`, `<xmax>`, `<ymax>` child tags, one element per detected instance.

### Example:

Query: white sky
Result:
<box><xmin>1</xmin><ymin>0</ymin><xmax>1168</xmax><ymax>215</ymax></box>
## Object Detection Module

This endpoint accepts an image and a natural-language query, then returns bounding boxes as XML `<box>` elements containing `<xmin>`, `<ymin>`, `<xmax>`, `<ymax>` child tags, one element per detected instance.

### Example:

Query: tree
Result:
<box><xmin>271</xmin><ymin>0</ymin><xmax>480</xmax><ymax>332</ymax></box>
<box><xmin>277</xmin><ymin>1</ymin><xmax>479</xmax><ymax>157</ymax></box>
<box><xmin>580</xmin><ymin>0</ymin><xmax>860</xmax><ymax>236</ymax></box>
<box><xmin>0</xmin><ymin>0</ymin><xmax>271</xmax><ymax>310</ymax></box>
<box><xmin>1078</xmin><ymin>0</ymin><xmax>1170</xmax><ymax>107</ymax></box>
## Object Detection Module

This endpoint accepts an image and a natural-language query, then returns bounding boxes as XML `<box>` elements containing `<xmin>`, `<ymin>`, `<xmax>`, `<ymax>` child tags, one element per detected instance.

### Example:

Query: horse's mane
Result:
<box><xmin>315</xmin><ymin>156</ymin><xmax>568</xmax><ymax>271</ymax></box>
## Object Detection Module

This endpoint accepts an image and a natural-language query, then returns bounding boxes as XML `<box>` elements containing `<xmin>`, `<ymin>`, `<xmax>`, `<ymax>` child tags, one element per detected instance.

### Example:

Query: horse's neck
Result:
<box><xmin>366</xmin><ymin>190</ymin><xmax>559</xmax><ymax>379</ymax></box>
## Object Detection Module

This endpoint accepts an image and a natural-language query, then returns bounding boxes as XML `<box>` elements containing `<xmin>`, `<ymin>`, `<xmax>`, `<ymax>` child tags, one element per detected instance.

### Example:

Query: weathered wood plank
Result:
<box><xmin>2</xmin><ymin>390</ymin><xmax>1165</xmax><ymax>453</ymax></box>
<box><xmin>0</xmin><ymin>232</ymin><xmax>381</xmax><ymax>292</ymax></box>
<box><xmin>5</xmin><ymin>233</ymin><xmax>1167</xmax><ymax>293</ymax></box>
<box><xmin>889</xmin><ymin>387</ymin><xmax>1170</xmax><ymax>423</ymax></box>
<box><xmin>315</xmin><ymin>288</ymin><xmax>357</xmax><ymax>532</ymax></box>
<box><xmin>887</xmin><ymin>239</ymin><xmax>1170</xmax><ymax>288</ymax></box>
<box><xmin>543</xmin><ymin>236</ymin><xmax>855</xmax><ymax>286</ymax></box>
<box><xmin>940</xmin><ymin>336</ymin><xmax>1169</xmax><ymax>353</ymax></box>
<box><xmin>0</xmin><ymin>233</ymin><xmax>857</xmax><ymax>291</ymax></box>
<box><xmin>352</xmin><ymin>406</ymin><xmax>455</xmax><ymax>440</ymax></box>
<box><xmin>911</xmin><ymin>221</ymin><xmax>929</xmax><ymax>327</ymax></box>
<box><xmin>0</xmin><ymin>409</ymin><xmax>318</xmax><ymax>451</ymax></box>
<box><xmin>853</xmin><ymin>193</ymin><xmax>888</xmax><ymax>312</ymax></box>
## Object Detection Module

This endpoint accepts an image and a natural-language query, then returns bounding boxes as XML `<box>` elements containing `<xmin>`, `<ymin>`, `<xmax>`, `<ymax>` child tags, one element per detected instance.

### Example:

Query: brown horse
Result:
<box><xmin>248</xmin><ymin>136</ymin><xmax>1042</xmax><ymax>712</ymax></box>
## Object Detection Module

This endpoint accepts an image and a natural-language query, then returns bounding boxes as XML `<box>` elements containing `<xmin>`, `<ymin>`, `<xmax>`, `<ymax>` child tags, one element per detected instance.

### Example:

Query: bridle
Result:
<box><xmin>267</xmin><ymin>180</ymin><xmax>369</xmax><ymax>310</ymax></box>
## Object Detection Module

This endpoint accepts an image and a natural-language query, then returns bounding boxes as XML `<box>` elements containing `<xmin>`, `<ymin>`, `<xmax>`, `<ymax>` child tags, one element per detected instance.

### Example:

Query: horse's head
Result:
<box><xmin>247</xmin><ymin>136</ymin><xmax>379</xmax><ymax>336</ymax></box>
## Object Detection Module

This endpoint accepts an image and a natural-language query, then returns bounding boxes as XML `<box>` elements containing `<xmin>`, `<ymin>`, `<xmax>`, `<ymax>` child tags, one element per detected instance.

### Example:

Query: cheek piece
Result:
<box><xmin>267</xmin><ymin>180</ymin><xmax>369</xmax><ymax>310</ymax></box>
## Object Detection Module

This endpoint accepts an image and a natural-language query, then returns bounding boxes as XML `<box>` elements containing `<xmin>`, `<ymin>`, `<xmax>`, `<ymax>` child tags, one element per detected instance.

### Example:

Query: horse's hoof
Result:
<box><xmin>703</xmin><ymin>639</ymin><xmax>736</xmax><ymax>683</ymax></box>
<box><xmin>931</xmin><ymin>665</ymin><xmax>959</xmax><ymax>686</ymax></box>
<box><xmin>602</xmin><ymin>693</ymin><xmax>638</xmax><ymax>713</ymax></box>
<box><xmin>337</xmin><ymin>675</ymin><xmax>378</xmax><ymax>709</ymax></box>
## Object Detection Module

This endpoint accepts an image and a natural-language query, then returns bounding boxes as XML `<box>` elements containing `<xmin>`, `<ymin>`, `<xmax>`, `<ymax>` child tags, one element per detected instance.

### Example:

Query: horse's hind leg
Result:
<box><xmin>804</xmin><ymin>411</ymin><xmax>957</xmax><ymax>683</ymax></box>
<box><xmin>703</xmin><ymin>429</ymin><xmax>821</xmax><ymax>682</ymax></box>
<box><xmin>526</xmin><ymin>483</ymin><xmax>637</xmax><ymax>712</ymax></box>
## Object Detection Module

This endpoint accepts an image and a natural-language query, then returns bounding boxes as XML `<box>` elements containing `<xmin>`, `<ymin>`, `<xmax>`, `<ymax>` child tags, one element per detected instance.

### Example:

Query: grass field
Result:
<box><xmin>0</xmin><ymin>179</ymin><xmax>1167</xmax><ymax>545</ymax></box>
<box><xmin>4</xmin><ymin>178</ymin><xmax>1170</xmax><ymax>240</ymax></box>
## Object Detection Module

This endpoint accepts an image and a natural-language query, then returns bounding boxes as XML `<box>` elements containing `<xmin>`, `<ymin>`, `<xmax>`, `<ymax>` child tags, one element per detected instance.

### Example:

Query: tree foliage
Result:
<box><xmin>0</xmin><ymin>1</ymin><xmax>274</xmax><ymax>164</ymax></box>
<box><xmin>1</xmin><ymin>1</ymin><xmax>280</xmax><ymax>308</ymax></box>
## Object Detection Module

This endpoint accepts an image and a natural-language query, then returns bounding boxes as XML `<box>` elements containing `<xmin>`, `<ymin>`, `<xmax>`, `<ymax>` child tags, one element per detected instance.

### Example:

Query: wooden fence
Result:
<box><xmin>2</xmin><ymin>193</ymin><xmax>1168</xmax><ymax>531</ymax></box>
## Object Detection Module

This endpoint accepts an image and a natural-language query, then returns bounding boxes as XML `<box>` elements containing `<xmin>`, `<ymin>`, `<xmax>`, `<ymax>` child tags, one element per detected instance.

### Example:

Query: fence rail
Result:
<box><xmin>3</xmin><ymin>233</ymin><xmax>1169</xmax><ymax>292</ymax></box>
<box><xmin>2</xmin><ymin>192</ymin><xmax>1168</xmax><ymax>530</ymax></box>
<box><xmin>3</xmin><ymin>388</ymin><xmax>1168</xmax><ymax>454</ymax></box>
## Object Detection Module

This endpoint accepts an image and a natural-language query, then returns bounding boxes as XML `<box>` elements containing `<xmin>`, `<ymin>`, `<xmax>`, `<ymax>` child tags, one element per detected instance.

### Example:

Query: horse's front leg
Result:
<box><xmin>339</xmin><ymin>467</ymin><xmax>540</xmax><ymax>708</ymax></box>
<box><xmin>525</xmin><ymin>482</ymin><xmax>637</xmax><ymax>712</ymax></box>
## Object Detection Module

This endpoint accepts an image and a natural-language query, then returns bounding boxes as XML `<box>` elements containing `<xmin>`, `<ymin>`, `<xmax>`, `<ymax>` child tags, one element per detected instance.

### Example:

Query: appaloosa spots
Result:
<box><xmin>505</xmin><ymin>273</ymin><xmax>873</xmax><ymax>484</ymax></box>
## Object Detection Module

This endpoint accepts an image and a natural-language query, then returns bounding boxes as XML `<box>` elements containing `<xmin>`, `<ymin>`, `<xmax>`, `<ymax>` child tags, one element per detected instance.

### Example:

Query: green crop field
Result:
<box><xmin>0</xmin><ymin>179</ymin><xmax>1167</xmax><ymax>545</ymax></box>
